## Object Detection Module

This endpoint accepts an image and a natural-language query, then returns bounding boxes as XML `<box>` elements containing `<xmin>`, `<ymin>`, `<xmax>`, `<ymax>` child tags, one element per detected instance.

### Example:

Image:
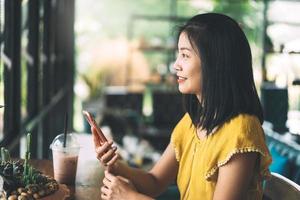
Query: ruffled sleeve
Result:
<box><xmin>204</xmin><ymin>114</ymin><xmax>272</xmax><ymax>181</ymax></box>
<box><xmin>171</xmin><ymin>113</ymin><xmax>191</xmax><ymax>162</ymax></box>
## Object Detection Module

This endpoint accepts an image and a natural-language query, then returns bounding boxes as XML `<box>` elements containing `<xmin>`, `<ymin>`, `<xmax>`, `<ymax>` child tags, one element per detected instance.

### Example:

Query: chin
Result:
<box><xmin>178</xmin><ymin>87</ymin><xmax>201</xmax><ymax>96</ymax></box>
<box><xmin>178</xmin><ymin>87</ymin><xmax>190</xmax><ymax>94</ymax></box>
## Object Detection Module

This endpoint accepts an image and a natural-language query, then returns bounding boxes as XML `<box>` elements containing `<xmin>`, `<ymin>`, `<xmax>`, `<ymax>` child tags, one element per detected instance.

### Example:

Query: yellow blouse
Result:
<box><xmin>171</xmin><ymin>113</ymin><xmax>272</xmax><ymax>200</ymax></box>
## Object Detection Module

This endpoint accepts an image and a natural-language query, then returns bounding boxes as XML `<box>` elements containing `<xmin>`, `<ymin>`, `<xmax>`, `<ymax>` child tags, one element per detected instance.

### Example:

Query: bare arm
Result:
<box><xmin>112</xmin><ymin>143</ymin><xmax>179</xmax><ymax>197</ymax></box>
<box><xmin>213</xmin><ymin>152</ymin><xmax>258</xmax><ymax>200</ymax></box>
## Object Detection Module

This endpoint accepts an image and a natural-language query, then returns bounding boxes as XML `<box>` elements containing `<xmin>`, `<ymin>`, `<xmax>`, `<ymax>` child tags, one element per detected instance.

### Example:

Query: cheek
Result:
<box><xmin>192</xmin><ymin>76</ymin><xmax>201</xmax><ymax>91</ymax></box>
<box><xmin>192</xmin><ymin>68</ymin><xmax>202</xmax><ymax>92</ymax></box>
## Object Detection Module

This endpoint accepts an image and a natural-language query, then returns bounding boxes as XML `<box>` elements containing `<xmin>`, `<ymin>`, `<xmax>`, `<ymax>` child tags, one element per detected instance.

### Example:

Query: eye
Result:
<box><xmin>181</xmin><ymin>53</ymin><xmax>189</xmax><ymax>59</ymax></box>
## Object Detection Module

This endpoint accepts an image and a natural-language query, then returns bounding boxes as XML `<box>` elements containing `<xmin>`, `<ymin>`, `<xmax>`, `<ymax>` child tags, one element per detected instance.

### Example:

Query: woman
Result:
<box><xmin>94</xmin><ymin>13</ymin><xmax>272</xmax><ymax>200</ymax></box>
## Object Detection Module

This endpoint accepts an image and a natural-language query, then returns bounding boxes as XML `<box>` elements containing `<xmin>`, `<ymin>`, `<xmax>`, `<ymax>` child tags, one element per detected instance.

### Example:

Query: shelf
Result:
<box><xmin>137</xmin><ymin>45</ymin><xmax>176</xmax><ymax>52</ymax></box>
<box><xmin>266</xmin><ymin>50</ymin><xmax>300</xmax><ymax>55</ymax></box>
<box><xmin>131</xmin><ymin>14</ymin><xmax>188</xmax><ymax>22</ymax></box>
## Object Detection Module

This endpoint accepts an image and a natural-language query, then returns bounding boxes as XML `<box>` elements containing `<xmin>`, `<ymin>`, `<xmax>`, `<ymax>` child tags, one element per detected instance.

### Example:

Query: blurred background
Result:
<box><xmin>1</xmin><ymin>0</ymin><xmax>300</xmax><ymax>190</ymax></box>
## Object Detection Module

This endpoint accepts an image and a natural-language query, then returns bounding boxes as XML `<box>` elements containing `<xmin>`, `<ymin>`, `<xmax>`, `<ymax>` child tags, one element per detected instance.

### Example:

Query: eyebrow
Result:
<box><xmin>179</xmin><ymin>47</ymin><xmax>192</xmax><ymax>51</ymax></box>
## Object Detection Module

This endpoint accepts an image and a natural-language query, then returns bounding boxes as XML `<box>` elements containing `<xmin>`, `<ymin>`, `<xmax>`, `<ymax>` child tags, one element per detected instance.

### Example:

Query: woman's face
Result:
<box><xmin>173</xmin><ymin>32</ymin><xmax>202</xmax><ymax>96</ymax></box>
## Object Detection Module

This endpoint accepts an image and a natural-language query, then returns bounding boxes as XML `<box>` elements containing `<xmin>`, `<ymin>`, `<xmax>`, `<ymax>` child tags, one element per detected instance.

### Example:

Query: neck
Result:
<box><xmin>196</xmin><ymin>94</ymin><xmax>201</xmax><ymax>103</ymax></box>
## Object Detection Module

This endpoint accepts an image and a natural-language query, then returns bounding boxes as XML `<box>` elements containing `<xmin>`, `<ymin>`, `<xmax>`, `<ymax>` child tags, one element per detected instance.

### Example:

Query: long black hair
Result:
<box><xmin>178</xmin><ymin>13</ymin><xmax>263</xmax><ymax>134</ymax></box>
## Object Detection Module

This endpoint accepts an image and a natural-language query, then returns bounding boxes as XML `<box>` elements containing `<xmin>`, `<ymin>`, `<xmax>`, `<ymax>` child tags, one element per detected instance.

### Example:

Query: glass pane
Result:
<box><xmin>0</xmin><ymin>0</ymin><xmax>5</xmax><ymax>140</ymax></box>
<box><xmin>21</xmin><ymin>0</ymin><xmax>28</xmax><ymax>121</ymax></box>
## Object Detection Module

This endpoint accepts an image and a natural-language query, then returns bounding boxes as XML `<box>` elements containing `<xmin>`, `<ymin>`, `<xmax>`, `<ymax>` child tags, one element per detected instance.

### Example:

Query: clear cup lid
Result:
<box><xmin>50</xmin><ymin>133</ymin><xmax>80</xmax><ymax>151</ymax></box>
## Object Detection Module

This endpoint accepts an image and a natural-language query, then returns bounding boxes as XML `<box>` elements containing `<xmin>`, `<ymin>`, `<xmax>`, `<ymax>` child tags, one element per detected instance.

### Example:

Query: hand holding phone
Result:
<box><xmin>82</xmin><ymin>110</ymin><xmax>108</xmax><ymax>146</ymax></box>
<box><xmin>83</xmin><ymin>110</ymin><xmax>119</xmax><ymax>169</ymax></box>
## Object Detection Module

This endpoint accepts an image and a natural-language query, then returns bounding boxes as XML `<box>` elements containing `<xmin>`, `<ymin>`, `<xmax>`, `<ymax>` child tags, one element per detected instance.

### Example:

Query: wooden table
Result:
<box><xmin>30</xmin><ymin>159</ymin><xmax>104</xmax><ymax>200</ymax></box>
<box><xmin>30</xmin><ymin>133</ymin><xmax>106</xmax><ymax>199</ymax></box>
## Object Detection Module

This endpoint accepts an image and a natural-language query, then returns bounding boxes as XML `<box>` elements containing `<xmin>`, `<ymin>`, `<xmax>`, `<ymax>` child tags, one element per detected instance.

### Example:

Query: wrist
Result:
<box><xmin>110</xmin><ymin>159</ymin><xmax>125</xmax><ymax>175</ymax></box>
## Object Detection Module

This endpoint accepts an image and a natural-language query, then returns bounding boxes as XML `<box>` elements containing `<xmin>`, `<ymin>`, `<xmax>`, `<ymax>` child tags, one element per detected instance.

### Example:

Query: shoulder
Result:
<box><xmin>220</xmin><ymin>113</ymin><xmax>263</xmax><ymax>140</ymax></box>
<box><xmin>205</xmin><ymin>113</ymin><xmax>272</xmax><ymax>181</ymax></box>
<box><xmin>178</xmin><ymin>112</ymin><xmax>192</xmax><ymax>125</ymax></box>
<box><xmin>225</xmin><ymin>113</ymin><xmax>261</xmax><ymax>131</ymax></box>
<box><xmin>171</xmin><ymin>112</ymin><xmax>191</xmax><ymax>135</ymax></box>
<box><xmin>214</xmin><ymin>113</ymin><xmax>266</xmax><ymax>150</ymax></box>
<box><xmin>172</xmin><ymin>113</ymin><xmax>193</xmax><ymax>135</ymax></box>
<box><xmin>171</xmin><ymin>113</ymin><xmax>193</xmax><ymax>161</ymax></box>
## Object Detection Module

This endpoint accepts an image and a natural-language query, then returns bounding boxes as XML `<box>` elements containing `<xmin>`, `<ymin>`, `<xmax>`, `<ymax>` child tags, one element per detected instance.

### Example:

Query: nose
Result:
<box><xmin>173</xmin><ymin>57</ymin><xmax>182</xmax><ymax>71</ymax></box>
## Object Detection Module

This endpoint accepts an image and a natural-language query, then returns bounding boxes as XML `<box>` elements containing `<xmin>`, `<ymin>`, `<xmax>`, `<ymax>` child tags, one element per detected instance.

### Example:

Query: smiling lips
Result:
<box><xmin>177</xmin><ymin>75</ymin><xmax>187</xmax><ymax>83</ymax></box>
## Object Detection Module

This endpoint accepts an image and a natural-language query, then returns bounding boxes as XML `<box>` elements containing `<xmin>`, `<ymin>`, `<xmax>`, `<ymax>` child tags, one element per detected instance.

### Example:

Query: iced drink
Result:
<box><xmin>52</xmin><ymin>151</ymin><xmax>79</xmax><ymax>184</ymax></box>
<box><xmin>50</xmin><ymin>133</ymin><xmax>80</xmax><ymax>185</ymax></box>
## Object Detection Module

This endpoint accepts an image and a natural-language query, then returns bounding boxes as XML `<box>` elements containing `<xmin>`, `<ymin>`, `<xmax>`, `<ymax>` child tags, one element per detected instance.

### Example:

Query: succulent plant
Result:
<box><xmin>0</xmin><ymin>133</ymin><xmax>59</xmax><ymax>199</ymax></box>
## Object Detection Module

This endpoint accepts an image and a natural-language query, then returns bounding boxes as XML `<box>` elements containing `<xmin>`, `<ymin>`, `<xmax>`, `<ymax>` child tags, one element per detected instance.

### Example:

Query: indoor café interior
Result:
<box><xmin>0</xmin><ymin>0</ymin><xmax>300</xmax><ymax>199</ymax></box>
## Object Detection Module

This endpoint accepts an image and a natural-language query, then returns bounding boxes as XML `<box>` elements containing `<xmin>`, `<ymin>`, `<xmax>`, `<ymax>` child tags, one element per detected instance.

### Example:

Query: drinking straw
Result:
<box><xmin>63</xmin><ymin>112</ymin><xmax>68</xmax><ymax>148</ymax></box>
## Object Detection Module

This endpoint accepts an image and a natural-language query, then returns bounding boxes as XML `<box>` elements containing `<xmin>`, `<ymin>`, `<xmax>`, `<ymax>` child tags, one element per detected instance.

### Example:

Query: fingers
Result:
<box><xmin>101</xmin><ymin>193</ymin><xmax>107</xmax><ymax>200</ymax></box>
<box><xmin>102</xmin><ymin>176</ymin><xmax>113</xmax><ymax>200</ymax></box>
<box><xmin>103</xmin><ymin>176</ymin><xmax>113</xmax><ymax>188</ymax></box>
<box><xmin>100</xmin><ymin>146</ymin><xmax>117</xmax><ymax>163</ymax></box>
<box><xmin>101</xmin><ymin>185</ymin><xmax>110</xmax><ymax>194</ymax></box>
<box><xmin>92</xmin><ymin>125</ymin><xmax>118</xmax><ymax>168</ymax></box>
<box><xmin>104</xmin><ymin>170</ymin><xmax>116</xmax><ymax>182</ymax></box>
<box><xmin>106</xmin><ymin>152</ymin><xmax>119</xmax><ymax>166</ymax></box>
<box><xmin>103</xmin><ymin>172</ymin><xmax>126</xmax><ymax>189</ymax></box>
<box><xmin>102</xmin><ymin>172</ymin><xmax>134</xmax><ymax>199</ymax></box>
<box><xmin>95</xmin><ymin>140</ymin><xmax>119</xmax><ymax>167</ymax></box>
<box><xmin>102</xmin><ymin>172</ymin><xmax>116</xmax><ymax>198</ymax></box>
<box><xmin>101</xmin><ymin>186</ymin><xmax>109</xmax><ymax>200</ymax></box>
<box><xmin>95</xmin><ymin>141</ymin><xmax>112</xmax><ymax>156</ymax></box>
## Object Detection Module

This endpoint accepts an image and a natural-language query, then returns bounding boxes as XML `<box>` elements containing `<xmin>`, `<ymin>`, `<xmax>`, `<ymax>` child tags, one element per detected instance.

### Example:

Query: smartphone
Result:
<box><xmin>82</xmin><ymin>110</ymin><xmax>107</xmax><ymax>145</ymax></box>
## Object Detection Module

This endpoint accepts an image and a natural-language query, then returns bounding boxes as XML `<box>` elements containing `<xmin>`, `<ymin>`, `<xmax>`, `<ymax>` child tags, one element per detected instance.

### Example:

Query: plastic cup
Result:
<box><xmin>50</xmin><ymin>133</ymin><xmax>80</xmax><ymax>185</ymax></box>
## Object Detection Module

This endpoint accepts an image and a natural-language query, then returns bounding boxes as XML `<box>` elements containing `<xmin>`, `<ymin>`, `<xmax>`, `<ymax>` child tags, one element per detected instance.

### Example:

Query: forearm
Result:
<box><xmin>131</xmin><ymin>192</ymin><xmax>155</xmax><ymax>200</ymax></box>
<box><xmin>111</xmin><ymin>160</ymin><xmax>164</xmax><ymax>197</ymax></box>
